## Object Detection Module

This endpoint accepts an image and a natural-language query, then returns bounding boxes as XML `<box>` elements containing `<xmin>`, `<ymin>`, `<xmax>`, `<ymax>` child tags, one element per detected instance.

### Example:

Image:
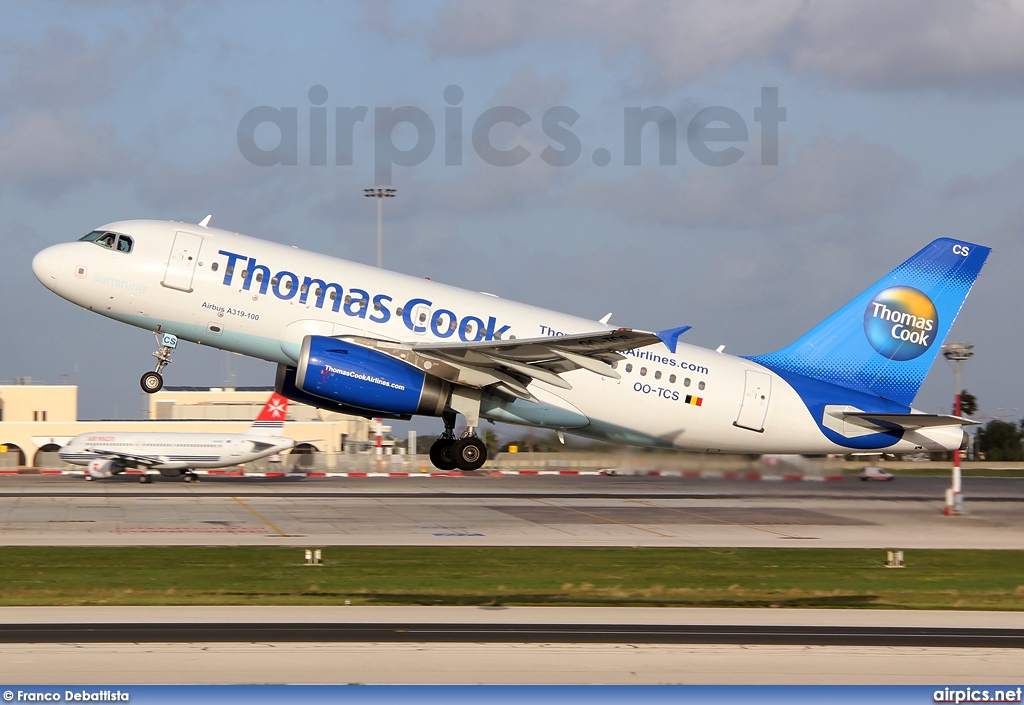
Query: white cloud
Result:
<box><xmin>0</xmin><ymin>110</ymin><xmax>134</xmax><ymax>194</ymax></box>
<box><xmin>568</xmin><ymin>136</ymin><xmax>918</xmax><ymax>229</ymax></box>
<box><xmin>427</xmin><ymin>0</ymin><xmax>1024</xmax><ymax>93</ymax></box>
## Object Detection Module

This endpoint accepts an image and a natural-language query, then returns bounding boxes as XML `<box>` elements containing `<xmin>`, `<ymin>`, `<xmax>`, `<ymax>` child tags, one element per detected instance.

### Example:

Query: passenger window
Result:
<box><xmin>226</xmin><ymin>265</ymin><xmax>234</xmax><ymax>276</ymax></box>
<box><xmin>640</xmin><ymin>367</ymin><xmax>647</xmax><ymax>376</ymax></box>
<box><xmin>241</xmin><ymin>270</ymin><xmax>248</xmax><ymax>279</ymax></box>
<box><xmin>625</xmin><ymin>364</ymin><xmax>632</xmax><ymax>373</ymax></box>
<box><xmin>255</xmin><ymin>272</ymin><xmax>263</xmax><ymax>282</ymax></box>
<box><xmin>698</xmin><ymin>381</ymin><xmax>706</xmax><ymax>391</ymax></box>
<box><xmin>684</xmin><ymin>378</ymin><xmax>691</xmax><ymax>387</ymax></box>
<box><xmin>654</xmin><ymin>370</ymin><xmax>661</xmax><ymax>380</ymax></box>
<box><xmin>669</xmin><ymin>374</ymin><xmax>676</xmax><ymax>383</ymax></box>
<box><xmin>116</xmin><ymin>235</ymin><xmax>133</xmax><ymax>253</ymax></box>
<box><xmin>211</xmin><ymin>262</ymin><xmax>219</xmax><ymax>272</ymax></box>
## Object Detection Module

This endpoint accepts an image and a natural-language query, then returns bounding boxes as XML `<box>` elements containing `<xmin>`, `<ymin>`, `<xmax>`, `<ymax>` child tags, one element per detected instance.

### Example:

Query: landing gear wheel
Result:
<box><xmin>140</xmin><ymin>371</ymin><xmax>163</xmax><ymax>394</ymax></box>
<box><xmin>429</xmin><ymin>439</ymin><xmax>457</xmax><ymax>471</ymax></box>
<box><xmin>183</xmin><ymin>472</ymin><xmax>198</xmax><ymax>483</ymax></box>
<box><xmin>138</xmin><ymin>474</ymin><xmax>150</xmax><ymax>484</ymax></box>
<box><xmin>85</xmin><ymin>475</ymin><xmax>94</xmax><ymax>482</ymax></box>
<box><xmin>452</xmin><ymin>436</ymin><xmax>488</xmax><ymax>472</ymax></box>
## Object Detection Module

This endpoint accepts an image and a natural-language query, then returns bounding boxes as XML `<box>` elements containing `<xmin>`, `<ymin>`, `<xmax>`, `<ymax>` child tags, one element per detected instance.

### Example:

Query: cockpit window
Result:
<box><xmin>79</xmin><ymin>230</ymin><xmax>132</xmax><ymax>253</ymax></box>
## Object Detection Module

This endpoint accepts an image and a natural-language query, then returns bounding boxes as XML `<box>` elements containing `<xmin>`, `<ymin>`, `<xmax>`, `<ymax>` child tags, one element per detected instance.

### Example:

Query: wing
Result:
<box><xmin>84</xmin><ymin>448</ymin><xmax>164</xmax><ymax>467</ymax></box>
<box><xmin>341</xmin><ymin>328</ymin><xmax>668</xmax><ymax>401</ymax></box>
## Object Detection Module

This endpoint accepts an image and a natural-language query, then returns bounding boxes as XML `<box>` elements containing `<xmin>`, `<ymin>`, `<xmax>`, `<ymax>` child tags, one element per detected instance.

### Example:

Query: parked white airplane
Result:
<box><xmin>33</xmin><ymin>218</ymin><xmax>989</xmax><ymax>472</ymax></box>
<box><xmin>58</xmin><ymin>391</ymin><xmax>295</xmax><ymax>482</ymax></box>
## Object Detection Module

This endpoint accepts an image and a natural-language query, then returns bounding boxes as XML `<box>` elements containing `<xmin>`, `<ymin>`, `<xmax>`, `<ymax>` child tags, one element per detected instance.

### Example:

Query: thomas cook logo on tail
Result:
<box><xmin>864</xmin><ymin>286</ymin><xmax>938</xmax><ymax>361</ymax></box>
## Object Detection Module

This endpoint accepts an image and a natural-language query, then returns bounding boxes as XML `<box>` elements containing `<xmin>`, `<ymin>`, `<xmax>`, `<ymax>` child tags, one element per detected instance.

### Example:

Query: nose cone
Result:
<box><xmin>32</xmin><ymin>245</ymin><xmax>63</xmax><ymax>290</ymax></box>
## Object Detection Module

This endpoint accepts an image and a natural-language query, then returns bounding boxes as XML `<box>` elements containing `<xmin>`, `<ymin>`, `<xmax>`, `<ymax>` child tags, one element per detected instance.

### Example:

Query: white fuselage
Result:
<box><xmin>60</xmin><ymin>430</ymin><xmax>295</xmax><ymax>471</ymax></box>
<box><xmin>34</xmin><ymin>220</ymin><xmax>964</xmax><ymax>455</ymax></box>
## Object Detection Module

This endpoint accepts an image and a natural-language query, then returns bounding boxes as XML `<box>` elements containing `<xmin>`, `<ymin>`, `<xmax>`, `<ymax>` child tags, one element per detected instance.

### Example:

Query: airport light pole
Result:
<box><xmin>364</xmin><ymin>187</ymin><xmax>395</xmax><ymax>466</ymax></box>
<box><xmin>942</xmin><ymin>342</ymin><xmax>974</xmax><ymax>515</ymax></box>
<box><xmin>363</xmin><ymin>187</ymin><xmax>396</xmax><ymax>268</ymax></box>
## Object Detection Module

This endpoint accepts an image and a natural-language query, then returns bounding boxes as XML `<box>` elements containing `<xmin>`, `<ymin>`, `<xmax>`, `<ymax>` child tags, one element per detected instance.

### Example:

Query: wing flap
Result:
<box><xmin>411</xmin><ymin>327</ymin><xmax>662</xmax><ymax>362</ymax></box>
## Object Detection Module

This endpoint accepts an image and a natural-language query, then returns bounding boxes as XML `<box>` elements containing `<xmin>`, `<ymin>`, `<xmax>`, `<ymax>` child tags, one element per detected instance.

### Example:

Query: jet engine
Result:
<box><xmin>87</xmin><ymin>458</ymin><xmax>122</xmax><ymax>479</ymax></box>
<box><xmin>289</xmin><ymin>335</ymin><xmax>449</xmax><ymax>417</ymax></box>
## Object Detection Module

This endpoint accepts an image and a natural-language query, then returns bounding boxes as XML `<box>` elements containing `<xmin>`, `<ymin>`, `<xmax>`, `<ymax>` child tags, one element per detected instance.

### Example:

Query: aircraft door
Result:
<box><xmin>735</xmin><ymin>370</ymin><xmax>771</xmax><ymax>432</ymax></box>
<box><xmin>162</xmin><ymin>231</ymin><xmax>204</xmax><ymax>292</ymax></box>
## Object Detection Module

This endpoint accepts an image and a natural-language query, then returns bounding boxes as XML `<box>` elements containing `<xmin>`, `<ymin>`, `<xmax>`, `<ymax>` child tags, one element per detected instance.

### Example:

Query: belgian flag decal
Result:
<box><xmin>684</xmin><ymin>395</ymin><xmax>703</xmax><ymax>406</ymax></box>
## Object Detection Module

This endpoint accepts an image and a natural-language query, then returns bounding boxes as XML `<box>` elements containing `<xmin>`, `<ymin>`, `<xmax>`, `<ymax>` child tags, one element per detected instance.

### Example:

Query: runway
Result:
<box><xmin>2</xmin><ymin>476</ymin><xmax>1021</xmax><ymax>684</ymax></box>
<box><xmin>4</xmin><ymin>622</ymin><xmax>1024</xmax><ymax>647</ymax></box>
<box><xmin>1</xmin><ymin>474</ymin><xmax>1022</xmax><ymax>548</ymax></box>
<box><xmin>1</xmin><ymin>607</ymin><xmax>1023</xmax><ymax>684</ymax></box>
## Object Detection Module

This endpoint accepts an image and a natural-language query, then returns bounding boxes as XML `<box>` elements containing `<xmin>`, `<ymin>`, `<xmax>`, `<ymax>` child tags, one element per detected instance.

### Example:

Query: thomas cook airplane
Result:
<box><xmin>33</xmin><ymin>218</ymin><xmax>989</xmax><ymax>472</ymax></box>
<box><xmin>59</xmin><ymin>391</ymin><xmax>295</xmax><ymax>482</ymax></box>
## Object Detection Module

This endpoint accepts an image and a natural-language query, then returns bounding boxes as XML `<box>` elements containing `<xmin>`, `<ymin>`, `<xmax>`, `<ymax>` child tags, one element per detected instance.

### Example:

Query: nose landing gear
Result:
<box><xmin>141</xmin><ymin>332</ymin><xmax>178</xmax><ymax>394</ymax></box>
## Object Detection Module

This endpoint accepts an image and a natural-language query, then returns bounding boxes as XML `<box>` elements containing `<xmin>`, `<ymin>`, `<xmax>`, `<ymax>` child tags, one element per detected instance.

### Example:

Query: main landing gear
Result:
<box><xmin>141</xmin><ymin>332</ymin><xmax>178</xmax><ymax>394</ymax></box>
<box><xmin>428</xmin><ymin>393</ymin><xmax>489</xmax><ymax>472</ymax></box>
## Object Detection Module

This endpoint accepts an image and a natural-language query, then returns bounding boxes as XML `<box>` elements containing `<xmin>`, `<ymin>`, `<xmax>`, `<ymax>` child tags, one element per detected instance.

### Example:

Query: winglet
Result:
<box><xmin>199</xmin><ymin>215</ymin><xmax>212</xmax><ymax>227</ymax></box>
<box><xmin>655</xmin><ymin>325</ymin><xmax>691</xmax><ymax>353</ymax></box>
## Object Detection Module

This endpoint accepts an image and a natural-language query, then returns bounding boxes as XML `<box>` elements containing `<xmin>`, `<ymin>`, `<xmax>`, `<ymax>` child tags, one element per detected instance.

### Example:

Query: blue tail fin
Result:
<box><xmin>746</xmin><ymin>238</ymin><xmax>990</xmax><ymax>406</ymax></box>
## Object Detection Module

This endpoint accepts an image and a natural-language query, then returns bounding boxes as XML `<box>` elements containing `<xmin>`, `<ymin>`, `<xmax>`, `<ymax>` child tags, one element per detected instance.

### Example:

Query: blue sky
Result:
<box><xmin>2</xmin><ymin>1</ymin><xmax>1023</xmax><ymax>425</ymax></box>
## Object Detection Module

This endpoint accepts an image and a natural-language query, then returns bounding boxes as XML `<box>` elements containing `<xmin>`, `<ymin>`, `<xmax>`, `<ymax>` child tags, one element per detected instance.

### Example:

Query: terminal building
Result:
<box><xmin>0</xmin><ymin>381</ymin><xmax>390</xmax><ymax>469</ymax></box>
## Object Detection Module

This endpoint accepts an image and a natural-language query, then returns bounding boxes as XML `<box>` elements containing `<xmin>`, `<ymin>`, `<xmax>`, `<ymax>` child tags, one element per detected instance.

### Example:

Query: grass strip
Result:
<box><xmin>1</xmin><ymin>546</ymin><xmax>1022</xmax><ymax>610</ymax></box>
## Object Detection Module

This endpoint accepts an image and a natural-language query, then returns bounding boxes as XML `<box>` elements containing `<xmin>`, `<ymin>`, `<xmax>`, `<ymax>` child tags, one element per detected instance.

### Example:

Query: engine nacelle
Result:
<box><xmin>276</xmin><ymin>364</ymin><xmax>406</xmax><ymax>419</ymax></box>
<box><xmin>293</xmin><ymin>335</ymin><xmax>449</xmax><ymax>417</ymax></box>
<box><xmin>87</xmin><ymin>459</ymin><xmax>122</xmax><ymax>479</ymax></box>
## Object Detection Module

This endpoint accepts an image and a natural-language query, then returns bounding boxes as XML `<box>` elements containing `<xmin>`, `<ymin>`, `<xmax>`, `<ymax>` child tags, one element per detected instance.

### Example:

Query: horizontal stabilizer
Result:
<box><xmin>837</xmin><ymin>411</ymin><xmax>978</xmax><ymax>429</ymax></box>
